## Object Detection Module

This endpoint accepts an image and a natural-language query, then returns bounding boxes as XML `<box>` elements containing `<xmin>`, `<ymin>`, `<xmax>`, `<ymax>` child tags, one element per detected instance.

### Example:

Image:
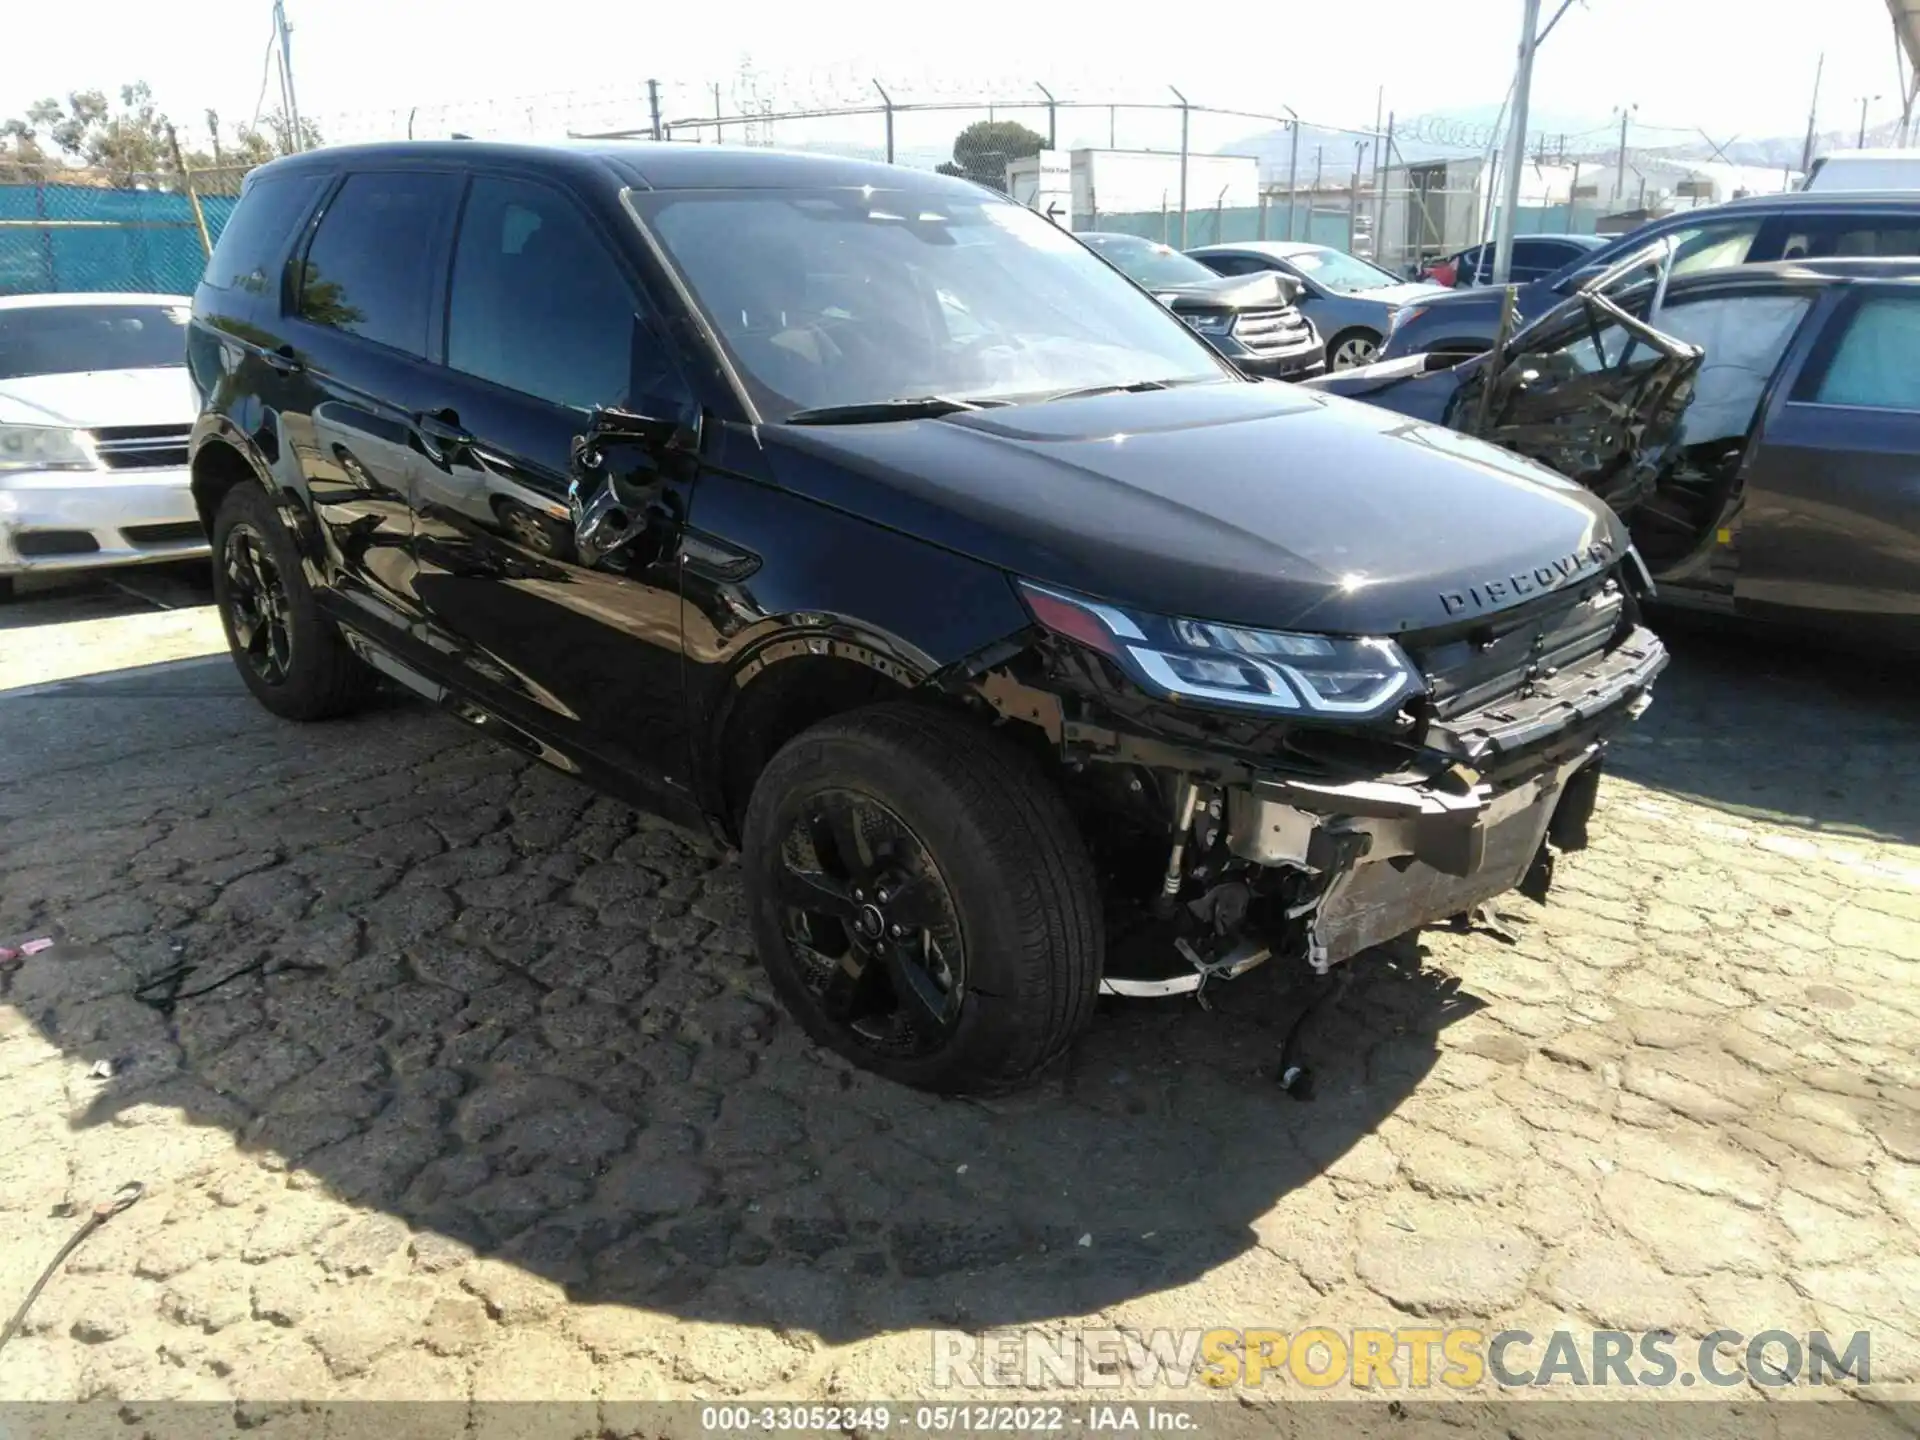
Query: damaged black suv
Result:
<box><xmin>186</xmin><ymin>142</ymin><xmax>1670</xmax><ymax>1093</ymax></box>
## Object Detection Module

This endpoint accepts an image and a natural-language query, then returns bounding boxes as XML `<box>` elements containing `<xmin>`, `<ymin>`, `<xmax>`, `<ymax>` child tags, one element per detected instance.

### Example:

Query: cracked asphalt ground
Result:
<box><xmin>2</xmin><ymin>572</ymin><xmax>1919</xmax><ymax>1423</ymax></box>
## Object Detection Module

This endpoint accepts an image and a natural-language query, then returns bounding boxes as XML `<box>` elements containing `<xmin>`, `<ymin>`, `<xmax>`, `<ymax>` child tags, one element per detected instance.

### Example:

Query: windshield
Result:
<box><xmin>633</xmin><ymin>189</ymin><xmax>1227</xmax><ymax>420</ymax></box>
<box><xmin>1080</xmin><ymin>234</ymin><xmax>1222</xmax><ymax>289</ymax></box>
<box><xmin>1284</xmin><ymin>248</ymin><xmax>1402</xmax><ymax>294</ymax></box>
<box><xmin>0</xmin><ymin>303</ymin><xmax>190</xmax><ymax>380</ymax></box>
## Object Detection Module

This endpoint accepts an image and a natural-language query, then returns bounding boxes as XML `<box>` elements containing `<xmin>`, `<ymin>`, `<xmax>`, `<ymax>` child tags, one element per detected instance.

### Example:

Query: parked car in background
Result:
<box><xmin>1803</xmin><ymin>149</ymin><xmax>1920</xmax><ymax>191</ymax></box>
<box><xmin>1380</xmin><ymin>191</ymin><xmax>1920</xmax><ymax>364</ymax></box>
<box><xmin>1424</xmin><ymin>234</ymin><xmax>1606</xmax><ymax>288</ymax></box>
<box><xmin>0</xmin><ymin>293</ymin><xmax>203</xmax><ymax>600</ymax></box>
<box><xmin>189</xmin><ymin>142</ymin><xmax>1669</xmax><ymax>1093</ymax></box>
<box><xmin>1317</xmin><ymin>252</ymin><xmax>1920</xmax><ymax>651</ymax></box>
<box><xmin>1078</xmin><ymin>232</ymin><xmax>1324</xmax><ymax>378</ymax></box>
<box><xmin>1186</xmin><ymin>240</ymin><xmax>1444</xmax><ymax>368</ymax></box>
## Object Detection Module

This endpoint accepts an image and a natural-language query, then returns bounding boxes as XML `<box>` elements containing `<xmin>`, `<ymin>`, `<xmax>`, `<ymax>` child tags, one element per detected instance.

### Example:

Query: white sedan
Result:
<box><xmin>0</xmin><ymin>292</ymin><xmax>205</xmax><ymax>600</ymax></box>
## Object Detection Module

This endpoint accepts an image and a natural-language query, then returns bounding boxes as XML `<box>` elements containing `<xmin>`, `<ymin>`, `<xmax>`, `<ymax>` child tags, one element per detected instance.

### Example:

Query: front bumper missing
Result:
<box><xmin>1095</xmin><ymin>628</ymin><xmax>1666</xmax><ymax>997</ymax></box>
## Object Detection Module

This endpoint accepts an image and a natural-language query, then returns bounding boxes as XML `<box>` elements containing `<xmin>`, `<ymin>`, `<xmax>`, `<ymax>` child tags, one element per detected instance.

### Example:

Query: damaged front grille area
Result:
<box><xmin>1408</xmin><ymin>576</ymin><xmax>1626</xmax><ymax>721</ymax></box>
<box><xmin>1233</xmin><ymin>305</ymin><xmax>1315</xmax><ymax>356</ymax></box>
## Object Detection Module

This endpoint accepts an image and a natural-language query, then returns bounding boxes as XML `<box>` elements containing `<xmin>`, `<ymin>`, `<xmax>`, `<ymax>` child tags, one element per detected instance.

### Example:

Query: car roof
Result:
<box><xmin>1664</xmin><ymin>256</ymin><xmax>1920</xmax><ymax>293</ymax></box>
<box><xmin>0</xmin><ymin>292</ymin><xmax>190</xmax><ymax>311</ymax></box>
<box><xmin>1687</xmin><ymin>188</ymin><xmax>1920</xmax><ymax>212</ymax></box>
<box><xmin>253</xmin><ymin>140</ymin><xmax>987</xmax><ymax>197</ymax></box>
<box><xmin>1188</xmin><ymin>240</ymin><xmax>1324</xmax><ymax>258</ymax></box>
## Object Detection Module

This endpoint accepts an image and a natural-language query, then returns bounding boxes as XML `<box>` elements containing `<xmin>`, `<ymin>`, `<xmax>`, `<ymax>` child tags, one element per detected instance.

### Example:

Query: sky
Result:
<box><xmin>4</xmin><ymin>0</ymin><xmax>1913</xmax><ymax>162</ymax></box>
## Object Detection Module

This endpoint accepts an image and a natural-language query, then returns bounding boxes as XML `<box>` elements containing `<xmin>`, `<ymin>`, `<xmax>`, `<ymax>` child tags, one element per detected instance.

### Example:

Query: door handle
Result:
<box><xmin>262</xmin><ymin>345</ymin><xmax>302</xmax><ymax>375</ymax></box>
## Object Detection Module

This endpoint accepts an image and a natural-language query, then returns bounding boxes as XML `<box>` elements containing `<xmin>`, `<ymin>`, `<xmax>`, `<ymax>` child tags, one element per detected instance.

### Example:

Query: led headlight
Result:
<box><xmin>1181</xmin><ymin>312</ymin><xmax>1236</xmax><ymax>337</ymax></box>
<box><xmin>0</xmin><ymin>424</ymin><xmax>96</xmax><ymax>473</ymax></box>
<box><xmin>1018</xmin><ymin>581</ymin><xmax>1422</xmax><ymax>719</ymax></box>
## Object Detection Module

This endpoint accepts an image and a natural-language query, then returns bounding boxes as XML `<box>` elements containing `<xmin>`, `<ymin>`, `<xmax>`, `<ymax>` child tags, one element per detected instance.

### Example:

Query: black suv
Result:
<box><xmin>1382</xmin><ymin>191</ymin><xmax>1920</xmax><ymax>363</ymax></box>
<box><xmin>187</xmin><ymin>142</ymin><xmax>1667</xmax><ymax>1094</ymax></box>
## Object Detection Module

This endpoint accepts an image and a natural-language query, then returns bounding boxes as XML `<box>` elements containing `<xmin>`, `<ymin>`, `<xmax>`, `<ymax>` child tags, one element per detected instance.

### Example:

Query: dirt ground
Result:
<box><xmin>1</xmin><ymin>568</ymin><xmax>1917</xmax><ymax>1425</ymax></box>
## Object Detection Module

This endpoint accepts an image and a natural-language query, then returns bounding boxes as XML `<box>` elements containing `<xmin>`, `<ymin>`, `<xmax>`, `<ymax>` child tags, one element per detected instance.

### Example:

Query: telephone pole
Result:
<box><xmin>1492</xmin><ymin>0</ymin><xmax>1541</xmax><ymax>286</ymax></box>
<box><xmin>647</xmin><ymin>80</ymin><xmax>663</xmax><ymax>141</ymax></box>
<box><xmin>1801</xmin><ymin>52</ymin><xmax>1825</xmax><ymax>172</ymax></box>
<box><xmin>272</xmin><ymin>0</ymin><xmax>302</xmax><ymax>151</ymax></box>
<box><xmin>1613</xmin><ymin>102</ymin><xmax>1637</xmax><ymax>202</ymax></box>
<box><xmin>1858</xmin><ymin>94</ymin><xmax>1881</xmax><ymax>147</ymax></box>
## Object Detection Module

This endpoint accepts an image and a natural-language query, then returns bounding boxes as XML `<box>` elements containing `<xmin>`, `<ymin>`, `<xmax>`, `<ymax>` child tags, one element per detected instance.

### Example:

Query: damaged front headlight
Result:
<box><xmin>1180</xmin><ymin>311</ymin><xmax>1236</xmax><ymax>337</ymax></box>
<box><xmin>1017</xmin><ymin>580</ymin><xmax>1423</xmax><ymax>720</ymax></box>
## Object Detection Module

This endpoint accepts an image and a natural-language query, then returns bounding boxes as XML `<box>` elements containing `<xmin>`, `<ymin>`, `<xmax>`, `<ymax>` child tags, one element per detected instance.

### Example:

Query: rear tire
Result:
<box><xmin>211</xmin><ymin>483</ymin><xmax>375</xmax><ymax>721</ymax></box>
<box><xmin>742</xmin><ymin>702</ymin><xmax>1102</xmax><ymax>1095</ymax></box>
<box><xmin>0</xmin><ymin>576</ymin><xmax>13</xmax><ymax>603</ymax></box>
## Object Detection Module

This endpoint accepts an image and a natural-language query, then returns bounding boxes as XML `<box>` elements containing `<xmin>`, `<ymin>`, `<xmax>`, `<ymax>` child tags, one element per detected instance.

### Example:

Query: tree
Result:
<box><xmin>936</xmin><ymin>119</ymin><xmax>1046</xmax><ymax>192</ymax></box>
<box><xmin>0</xmin><ymin>82</ymin><xmax>322</xmax><ymax>188</ymax></box>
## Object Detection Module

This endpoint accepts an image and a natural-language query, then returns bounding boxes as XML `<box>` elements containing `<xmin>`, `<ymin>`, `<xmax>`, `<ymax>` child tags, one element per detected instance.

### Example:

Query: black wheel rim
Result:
<box><xmin>223</xmin><ymin>523</ymin><xmax>294</xmax><ymax>685</ymax></box>
<box><xmin>775</xmin><ymin>789</ymin><xmax>965</xmax><ymax>1057</ymax></box>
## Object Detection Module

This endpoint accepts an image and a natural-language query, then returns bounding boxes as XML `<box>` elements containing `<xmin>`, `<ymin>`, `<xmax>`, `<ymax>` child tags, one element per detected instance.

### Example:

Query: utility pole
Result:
<box><xmin>1801</xmin><ymin>52</ymin><xmax>1825</xmax><ymax>173</ymax></box>
<box><xmin>874</xmin><ymin>81</ymin><xmax>894</xmax><ymax>164</ymax></box>
<box><xmin>1172</xmin><ymin>86</ymin><xmax>1190</xmax><ymax>249</ymax></box>
<box><xmin>1613</xmin><ymin>102</ymin><xmax>1637</xmax><ymax>203</ymax></box>
<box><xmin>1493</xmin><ymin>0</ymin><xmax>1541</xmax><ymax>286</ymax></box>
<box><xmin>713</xmin><ymin>83</ymin><xmax>722</xmax><ymax>145</ymax></box>
<box><xmin>1349</xmin><ymin>139</ymin><xmax>1369</xmax><ymax>253</ymax></box>
<box><xmin>647</xmin><ymin>79</ymin><xmax>663</xmax><ymax>141</ymax></box>
<box><xmin>1283</xmin><ymin>105</ymin><xmax>1300</xmax><ymax>241</ymax></box>
<box><xmin>1858</xmin><ymin>94</ymin><xmax>1880</xmax><ymax>147</ymax></box>
<box><xmin>1036</xmin><ymin>82</ymin><xmax>1057</xmax><ymax>151</ymax></box>
<box><xmin>272</xmin><ymin>0</ymin><xmax>302</xmax><ymax>151</ymax></box>
<box><xmin>1379</xmin><ymin>112</ymin><xmax>1395</xmax><ymax>263</ymax></box>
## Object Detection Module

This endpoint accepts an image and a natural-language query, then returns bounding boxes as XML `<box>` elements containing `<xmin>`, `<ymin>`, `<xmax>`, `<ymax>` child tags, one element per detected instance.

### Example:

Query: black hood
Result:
<box><xmin>760</xmin><ymin>381</ymin><xmax>1629</xmax><ymax>637</ymax></box>
<box><xmin>1148</xmin><ymin>270</ymin><xmax>1299</xmax><ymax>313</ymax></box>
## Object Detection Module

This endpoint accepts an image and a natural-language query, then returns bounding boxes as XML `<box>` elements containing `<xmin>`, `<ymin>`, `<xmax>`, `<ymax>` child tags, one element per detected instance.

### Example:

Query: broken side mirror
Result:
<box><xmin>567</xmin><ymin>316</ymin><xmax>701</xmax><ymax>567</ymax></box>
<box><xmin>568</xmin><ymin>402</ymin><xmax>698</xmax><ymax>567</ymax></box>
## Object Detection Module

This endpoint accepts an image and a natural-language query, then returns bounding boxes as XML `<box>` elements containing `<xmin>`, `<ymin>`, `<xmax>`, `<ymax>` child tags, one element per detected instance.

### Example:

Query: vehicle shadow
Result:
<box><xmin>1607</xmin><ymin>612</ymin><xmax>1920</xmax><ymax>847</ymax></box>
<box><xmin>0</xmin><ymin>564</ymin><xmax>214</xmax><ymax>631</ymax></box>
<box><xmin>0</xmin><ymin>663</ymin><xmax>1479</xmax><ymax>1343</ymax></box>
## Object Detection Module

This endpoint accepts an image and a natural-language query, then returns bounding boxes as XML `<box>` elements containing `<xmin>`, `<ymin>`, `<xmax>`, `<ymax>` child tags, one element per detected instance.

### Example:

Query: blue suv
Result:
<box><xmin>1380</xmin><ymin>191</ymin><xmax>1920</xmax><ymax>363</ymax></box>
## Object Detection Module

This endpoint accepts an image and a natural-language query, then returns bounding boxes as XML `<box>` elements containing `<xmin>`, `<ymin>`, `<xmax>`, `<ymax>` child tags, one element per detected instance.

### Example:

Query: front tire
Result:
<box><xmin>1328</xmin><ymin>329</ymin><xmax>1382</xmax><ymax>370</ymax></box>
<box><xmin>742</xmin><ymin>702</ymin><xmax>1102</xmax><ymax>1094</ymax></box>
<box><xmin>211</xmin><ymin>483</ymin><xmax>374</xmax><ymax>721</ymax></box>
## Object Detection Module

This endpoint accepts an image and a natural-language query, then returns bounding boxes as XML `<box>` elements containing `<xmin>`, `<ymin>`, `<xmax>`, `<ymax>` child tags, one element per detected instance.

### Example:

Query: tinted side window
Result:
<box><xmin>1511</xmin><ymin>239</ymin><xmax>1564</xmax><ymax>270</ymax></box>
<box><xmin>446</xmin><ymin>177</ymin><xmax>638</xmax><ymax>411</ymax></box>
<box><xmin>1669</xmin><ymin>222</ymin><xmax>1761</xmax><ymax>276</ymax></box>
<box><xmin>1199</xmin><ymin>254</ymin><xmax>1258</xmax><ymax>277</ymax></box>
<box><xmin>202</xmin><ymin>171</ymin><xmax>325</xmax><ymax>295</ymax></box>
<box><xmin>297</xmin><ymin>171</ymin><xmax>461</xmax><ymax>356</ymax></box>
<box><xmin>1811</xmin><ymin>296</ymin><xmax>1920</xmax><ymax>411</ymax></box>
<box><xmin>1776</xmin><ymin>217</ymin><xmax>1920</xmax><ymax>260</ymax></box>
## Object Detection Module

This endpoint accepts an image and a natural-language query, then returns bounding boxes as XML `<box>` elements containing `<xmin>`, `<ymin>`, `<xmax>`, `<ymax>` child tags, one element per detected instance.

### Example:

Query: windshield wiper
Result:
<box><xmin>1037</xmin><ymin>379</ymin><xmax>1175</xmax><ymax>403</ymax></box>
<box><xmin>784</xmin><ymin>395</ymin><xmax>1005</xmax><ymax>425</ymax></box>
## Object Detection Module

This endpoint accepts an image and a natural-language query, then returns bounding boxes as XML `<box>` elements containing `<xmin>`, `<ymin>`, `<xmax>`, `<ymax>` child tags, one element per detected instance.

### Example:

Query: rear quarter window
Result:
<box><xmin>202</xmin><ymin>171</ymin><xmax>327</xmax><ymax>296</ymax></box>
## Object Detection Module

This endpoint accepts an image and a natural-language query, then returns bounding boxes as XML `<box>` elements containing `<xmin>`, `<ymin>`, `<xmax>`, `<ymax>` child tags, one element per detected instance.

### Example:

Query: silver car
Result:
<box><xmin>0</xmin><ymin>293</ymin><xmax>205</xmax><ymax>599</ymax></box>
<box><xmin>1187</xmin><ymin>241</ymin><xmax>1446</xmax><ymax>370</ymax></box>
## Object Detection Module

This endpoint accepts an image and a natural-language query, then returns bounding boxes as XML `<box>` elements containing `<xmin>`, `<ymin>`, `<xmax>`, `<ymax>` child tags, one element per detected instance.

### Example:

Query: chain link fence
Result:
<box><xmin>0</xmin><ymin>163</ymin><xmax>253</xmax><ymax>296</ymax></box>
<box><xmin>1</xmin><ymin>71</ymin><xmax>1650</xmax><ymax>296</ymax></box>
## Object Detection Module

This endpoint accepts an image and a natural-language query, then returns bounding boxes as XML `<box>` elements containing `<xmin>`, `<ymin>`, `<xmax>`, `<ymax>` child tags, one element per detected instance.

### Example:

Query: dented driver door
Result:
<box><xmin>1448</xmin><ymin>243</ymin><xmax>1706</xmax><ymax>516</ymax></box>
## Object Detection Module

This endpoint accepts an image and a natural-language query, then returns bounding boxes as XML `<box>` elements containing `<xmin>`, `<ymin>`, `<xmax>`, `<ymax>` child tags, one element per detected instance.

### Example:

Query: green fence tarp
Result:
<box><xmin>0</xmin><ymin>184</ymin><xmax>236</xmax><ymax>296</ymax></box>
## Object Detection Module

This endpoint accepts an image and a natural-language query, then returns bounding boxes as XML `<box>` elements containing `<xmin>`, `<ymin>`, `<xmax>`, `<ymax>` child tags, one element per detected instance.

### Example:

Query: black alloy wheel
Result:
<box><xmin>775</xmin><ymin>788</ymin><xmax>966</xmax><ymax>1056</ymax></box>
<box><xmin>222</xmin><ymin>522</ymin><xmax>294</xmax><ymax>686</ymax></box>
<box><xmin>210</xmin><ymin>480</ymin><xmax>374</xmax><ymax>721</ymax></box>
<box><xmin>743</xmin><ymin>702</ymin><xmax>1102</xmax><ymax>1094</ymax></box>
